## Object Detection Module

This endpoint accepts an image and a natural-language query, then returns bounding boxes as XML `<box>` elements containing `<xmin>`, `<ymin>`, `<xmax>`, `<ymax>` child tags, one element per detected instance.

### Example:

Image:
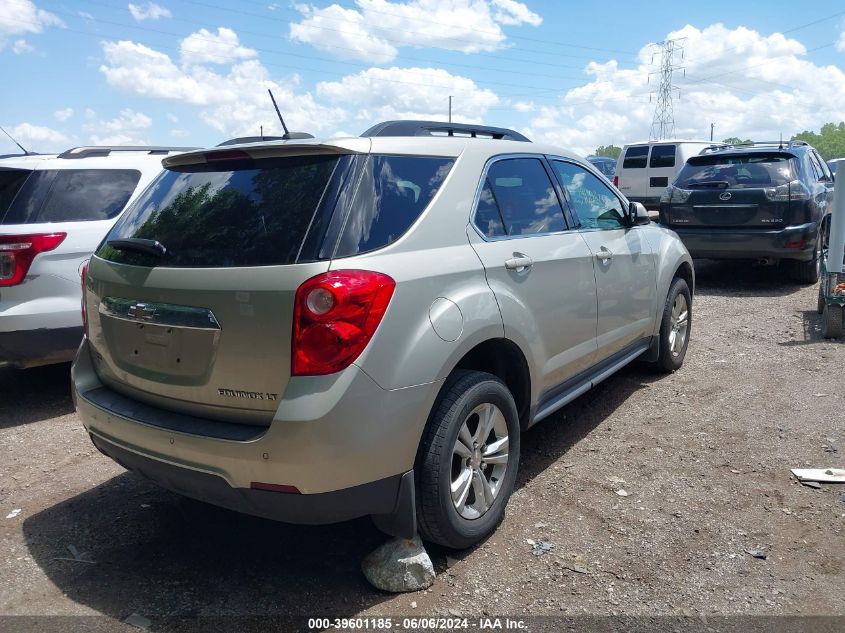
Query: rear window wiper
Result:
<box><xmin>106</xmin><ymin>238</ymin><xmax>167</xmax><ymax>258</ymax></box>
<box><xmin>686</xmin><ymin>180</ymin><xmax>730</xmax><ymax>188</ymax></box>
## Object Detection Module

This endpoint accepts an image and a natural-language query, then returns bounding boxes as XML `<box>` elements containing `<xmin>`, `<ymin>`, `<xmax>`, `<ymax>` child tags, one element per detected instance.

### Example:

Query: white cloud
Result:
<box><xmin>170</xmin><ymin>128</ymin><xmax>189</xmax><ymax>138</ymax></box>
<box><xmin>289</xmin><ymin>0</ymin><xmax>543</xmax><ymax>63</ymax></box>
<box><xmin>12</xmin><ymin>39</ymin><xmax>34</xmax><ymax>54</ymax></box>
<box><xmin>180</xmin><ymin>27</ymin><xmax>257</xmax><ymax>66</ymax></box>
<box><xmin>4</xmin><ymin>122</ymin><xmax>69</xmax><ymax>152</ymax></box>
<box><xmin>85</xmin><ymin>108</ymin><xmax>153</xmax><ymax>145</ymax></box>
<box><xmin>317</xmin><ymin>66</ymin><xmax>499</xmax><ymax>123</ymax></box>
<box><xmin>127</xmin><ymin>2</ymin><xmax>171</xmax><ymax>21</ymax></box>
<box><xmin>100</xmin><ymin>33</ymin><xmax>346</xmax><ymax>139</ymax></box>
<box><xmin>491</xmin><ymin>0</ymin><xmax>541</xmax><ymax>27</ymax></box>
<box><xmin>53</xmin><ymin>107</ymin><xmax>74</xmax><ymax>121</ymax></box>
<box><xmin>527</xmin><ymin>23</ymin><xmax>845</xmax><ymax>154</ymax></box>
<box><xmin>0</xmin><ymin>0</ymin><xmax>63</xmax><ymax>50</ymax></box>
<box><xmin>837</xmin><ymin>29</ymin><xmax>845</xmax><ymax>52</ymax></box>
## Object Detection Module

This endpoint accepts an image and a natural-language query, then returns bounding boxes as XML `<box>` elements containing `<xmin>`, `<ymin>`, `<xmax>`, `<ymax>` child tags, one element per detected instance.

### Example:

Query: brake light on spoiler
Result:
<box><xmin>0</xmin><ymin>233</ymin><xmax>66</xmax><ymax>287</ymax></box>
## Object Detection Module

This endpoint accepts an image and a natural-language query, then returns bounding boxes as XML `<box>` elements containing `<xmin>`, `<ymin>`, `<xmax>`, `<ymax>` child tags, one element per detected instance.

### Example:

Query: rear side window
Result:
<box><xmin>675</xmin><ymin>154</ymin><xmax>797</xmax><ymax>189</ymax></box>
<box><xmin>2</xmin><ymin>169</ymin><xmax>141</xmax><ymax>224</ymax></box>
<box><xmin>0</xmin><ymin>169</ymin><xmax>32</xmax><ymax>217</ymax></box>
<box><xmin>331</xmin><ymin>155</ymin><xmax>454</xmax><ymax>258</ymax></box>
<box><xmin>473</xmin><ymin>158</ymin><xmax>567</xmax><ymax>237</ymax></box>
<box><xmin>649</xmin><ymin>145</ymin><xmax>676</xmax><ymax>168</ymax></box>
<box><xmin>99</xmin><ymin>155</ymin><xmax>341</xmax><ymax>268</ymax></box>
<box><xmin>622</xmin><ymin>146</ymin><xmax>649</xmax><ymax>169</ymax></box>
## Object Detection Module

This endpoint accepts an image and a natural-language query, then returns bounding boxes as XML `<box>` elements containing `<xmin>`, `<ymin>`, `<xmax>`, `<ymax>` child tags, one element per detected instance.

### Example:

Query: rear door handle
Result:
<box><xmin>595</xmin><ymin>247</ymin><xmax>613</xmax><ymax>262</ymax></box>
<box><xmin>504</xmin><ymin>254</ymin><xmax>533</xmax><ymax>272</ymax></box>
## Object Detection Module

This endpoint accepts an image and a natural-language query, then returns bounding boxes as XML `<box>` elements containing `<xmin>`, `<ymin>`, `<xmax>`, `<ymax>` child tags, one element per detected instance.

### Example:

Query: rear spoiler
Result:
<box><xmin>162</xmin><ymin>138</ymin><xmax>371</xmax><ymax>168</ymax></box>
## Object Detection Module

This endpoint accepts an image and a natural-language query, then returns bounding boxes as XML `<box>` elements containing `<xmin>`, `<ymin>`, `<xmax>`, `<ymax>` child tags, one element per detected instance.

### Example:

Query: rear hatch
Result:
<box><xmin>85</xmin><ymin>145</ymin><xmax>360</xmax><ymax>425</ymax></box>
<box><xmin>662</xmin><ymin>152</ymin><xmax>798</xmax><ymax>227</ymax></box>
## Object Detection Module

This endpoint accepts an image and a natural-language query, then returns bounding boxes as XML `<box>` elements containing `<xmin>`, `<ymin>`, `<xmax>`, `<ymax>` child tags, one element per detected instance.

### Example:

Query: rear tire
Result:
<box><xmin>416</xmin><ymin>370</ymin><xmax>520</xmax><ymax>549</ymax></box>
<box><xmin>793</xmin><ymin>236</ymin><xmax>821</xmax><ymax>284</ymax></box>
<box><xmin>821</xmin><ymin>304</ymin><xmax>843</xmax><ymax>339</ymax></box>
<box><xmin>649</xmin><ymin>277</ymin><xmax>692</xmax><ymax>373</ymax></box>
<box><xmin>817</xmin><ymin>283</ymin><xmax>826</xmax><ymax>315</ymax></box>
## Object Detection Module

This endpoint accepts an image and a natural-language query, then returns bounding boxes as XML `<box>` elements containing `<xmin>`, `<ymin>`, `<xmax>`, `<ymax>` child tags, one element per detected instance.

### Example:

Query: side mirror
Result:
<box><xmin>629</xmin><ymin>201</ymin><xmax>650</xmax><ymax>226</ymax></box>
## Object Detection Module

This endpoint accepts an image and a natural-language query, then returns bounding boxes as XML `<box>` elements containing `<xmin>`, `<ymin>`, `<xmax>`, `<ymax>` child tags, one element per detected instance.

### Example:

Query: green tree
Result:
<box><xmin>793</xmin><ymin>122</ymin><xmax>845</xmax><ymax>160</ymax></box>
<box><xmin>593</xmin><ymin>144</ymin><xmax>621</xmax><ymax>159</ymax></box>
<box><xmin>721</xmin><ymin>137</ymin><xmax>752</xmax><ymax>146</ymax></box>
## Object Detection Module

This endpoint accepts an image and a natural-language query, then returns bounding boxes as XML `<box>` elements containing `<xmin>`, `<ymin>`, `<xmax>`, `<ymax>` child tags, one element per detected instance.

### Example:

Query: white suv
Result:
<box><xmin>0</xmin><ymin>146</ymin><xmax>194</xmax><ymax>368</ymax></box>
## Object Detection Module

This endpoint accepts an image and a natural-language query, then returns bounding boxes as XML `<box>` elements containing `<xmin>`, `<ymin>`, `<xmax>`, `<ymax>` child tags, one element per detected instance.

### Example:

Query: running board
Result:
<box><xmin>531</xmin><ymin>339</ymin><xmax>651</xmax><ymax>426</ymax></box>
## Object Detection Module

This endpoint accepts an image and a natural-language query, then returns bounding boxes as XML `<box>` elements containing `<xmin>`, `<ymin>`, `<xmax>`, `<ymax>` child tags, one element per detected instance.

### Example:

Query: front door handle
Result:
<box><xmin>504</xmin><ymin>253</ymin><xmax>533</xmax><ymax>272</ymax></box>
<box><xmin>595</xmin><ymin>247</ymin><xmax>613</xmax><ymax>263</ymax></box>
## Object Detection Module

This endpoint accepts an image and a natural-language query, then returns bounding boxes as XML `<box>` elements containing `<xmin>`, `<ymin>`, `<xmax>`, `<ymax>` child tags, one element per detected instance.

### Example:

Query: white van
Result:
<box><xmin>615</xmin><ymin>140</ymin><xmax>713</xmax><ymax>209</ymax></box>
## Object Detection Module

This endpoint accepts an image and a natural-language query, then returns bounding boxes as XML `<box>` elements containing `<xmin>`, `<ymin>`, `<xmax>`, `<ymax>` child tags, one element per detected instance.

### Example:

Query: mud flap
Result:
<box><xmin>372</xmin><ymin>470</ymin><xmax>416</xmax><ymax>539</ymax></box>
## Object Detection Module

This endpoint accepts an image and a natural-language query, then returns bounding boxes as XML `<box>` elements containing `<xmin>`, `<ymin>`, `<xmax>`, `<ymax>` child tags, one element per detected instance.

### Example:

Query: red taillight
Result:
<box><xmin>0</xmin><ymin>233</ymin><xmax>66</xmax><ymax>287</ymax></box>
<box><xmin>292</xmin><ymin>270</ymin><xmax>395</xmax><ymax>376</ymax></box>
<box><xmin>80</xmin><ymin>261</ymin><xmax>89</xmax><ymax>337</ymax></box>
<box><xmin>613</xmin><ymin>175</ymin><xmax>619</xmax><ymax>187</ymax></box>
<box><xmin>784</xmin><ymin>240</ymin><xmax>807</xmax><ymax>250</ymax></box>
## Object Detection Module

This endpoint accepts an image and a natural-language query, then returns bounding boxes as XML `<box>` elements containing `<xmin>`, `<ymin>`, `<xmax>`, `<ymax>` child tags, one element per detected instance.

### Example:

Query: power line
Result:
<box><xmin>172</xmin><ymin>0</ymin><xmax>639</xmax><ymax>58</ymax></box>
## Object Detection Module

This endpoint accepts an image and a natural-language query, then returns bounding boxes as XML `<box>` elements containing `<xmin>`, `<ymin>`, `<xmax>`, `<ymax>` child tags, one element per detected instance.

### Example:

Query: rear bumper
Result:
<box><xmin>72</xmin><ymin>338</ymin><xmax>438</xmax><ymax>537</ymax></box>
<box><xmin>89</xmin><ymin>432</ymin><xmax>415</xmax><ymax>536</ymax></box>
<box><xmin>667</xmin><ymin>222</ymin><xmax>819</xmax><ymax>260</ymax></box>
<box><xmin>0</xmin><ymin>326</ymin><xmax>83</xmax><ymax>368</ymax></box>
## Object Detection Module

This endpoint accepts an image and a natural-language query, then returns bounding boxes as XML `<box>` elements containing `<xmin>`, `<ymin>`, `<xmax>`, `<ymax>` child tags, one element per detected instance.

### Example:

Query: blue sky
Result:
<box><xmin>2</xmin><ymin>0</ymin><xmax>845</xmax><ymax>154</ymax></box>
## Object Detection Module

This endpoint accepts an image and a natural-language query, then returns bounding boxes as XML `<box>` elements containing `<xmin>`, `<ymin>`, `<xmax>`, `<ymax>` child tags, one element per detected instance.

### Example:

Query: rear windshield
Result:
<box><xmin>0</xmin><ymin>168</ymin><xmax>32</xmax><ymax>217</ymax></box>
<box><xmin>675</xmin><ymin>154</ymin><xmax>797</xmax><ymax>189</ymax></box>
<box><xmin>1</xmin><ymin>169</ymin><xmax>141</xmax><ymax>224</ymax></box>
<box><xmin>98</xmin><ymin>153</ymin><xmax>454</xmax><ymax>268</ymax></box>
<box><xmin>622</xmin><ymin>146</ymin><xmax>649</xmax><ymax>169</ymax></box>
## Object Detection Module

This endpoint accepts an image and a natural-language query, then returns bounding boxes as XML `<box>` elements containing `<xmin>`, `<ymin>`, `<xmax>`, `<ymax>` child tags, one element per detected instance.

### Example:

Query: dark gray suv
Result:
<box><xmin>659</xmin><ymin>140</ymin><xmax>833</xmax><ymax>283</ymax></box>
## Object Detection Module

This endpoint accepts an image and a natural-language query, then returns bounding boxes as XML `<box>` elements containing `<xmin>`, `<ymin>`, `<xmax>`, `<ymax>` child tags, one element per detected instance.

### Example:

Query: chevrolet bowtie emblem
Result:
<box><xmin>128</xmin><ymin>303</ymin><xmax>156</xmax><ymax>321</ymax></box>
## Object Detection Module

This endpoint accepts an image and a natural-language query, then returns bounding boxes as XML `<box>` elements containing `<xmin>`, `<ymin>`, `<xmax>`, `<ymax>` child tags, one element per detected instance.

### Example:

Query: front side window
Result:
<box><xmin>473</xmin><ymin>158</ymin><xmax>567</xmax><ymax>237</ymax></box>
<box><xmin>622</xmin><ymin>146</ymin><xmax>649</xmax><ymax>169</ymax></box>
<box><xmin>2</xmin><ymin>169</ymin><xmax>141</xmax><ymax>224</ymax></box>
<box><xmin>552</xmin><ymin>161</ymin><xmax>627</xmax><ymax>230</ymax></box>
<box><xmin>649</xmin><ymin>145</ymin><xmax>676</xmax><ymax>168</ymax></box>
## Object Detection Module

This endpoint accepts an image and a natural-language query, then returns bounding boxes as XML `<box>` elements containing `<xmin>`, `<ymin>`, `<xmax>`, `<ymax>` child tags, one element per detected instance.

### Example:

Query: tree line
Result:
<box><xmin>592</xmin><ymin>122</ymin><xmax>845</xmax><ymax>161</ymax></box>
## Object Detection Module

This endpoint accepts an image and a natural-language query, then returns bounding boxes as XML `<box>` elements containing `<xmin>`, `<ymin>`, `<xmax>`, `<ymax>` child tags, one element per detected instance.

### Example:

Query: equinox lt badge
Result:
<box><xmin>218</xmin><ymin>388</ymin><xmax>278</xmax><ymax>401</ymax></box>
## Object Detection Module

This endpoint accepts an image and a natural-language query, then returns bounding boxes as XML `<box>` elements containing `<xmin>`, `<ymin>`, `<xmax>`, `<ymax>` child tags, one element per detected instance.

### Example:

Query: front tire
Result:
<box><xmin>416</xmin><ymin>370</ymin><xmax>520</xmax><ymax>549</ymax></box>
<box><xmin>650</xmin><ymin>277</ymin><xmax>692</xmax><ymax>373</ymax></box>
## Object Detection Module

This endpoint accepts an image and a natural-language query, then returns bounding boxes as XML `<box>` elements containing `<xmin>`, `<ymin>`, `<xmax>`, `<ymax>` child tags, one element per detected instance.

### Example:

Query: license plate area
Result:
<box><xmin>99</xmin><ymin>298</ymin><xmax>220</xmax><ymax>385</ymax></box>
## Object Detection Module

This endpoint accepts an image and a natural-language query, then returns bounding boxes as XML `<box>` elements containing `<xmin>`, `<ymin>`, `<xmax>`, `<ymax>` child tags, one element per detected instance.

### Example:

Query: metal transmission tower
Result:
<box><xmin>648</xmin><ymin>38</ymin><xmax>685</xmax><ymax>140</ymax></box>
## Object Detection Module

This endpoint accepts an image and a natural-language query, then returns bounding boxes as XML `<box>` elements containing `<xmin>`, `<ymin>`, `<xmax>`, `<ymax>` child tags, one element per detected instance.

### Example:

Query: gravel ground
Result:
<box><xmin>1</xmin><ymin>259</ymin><xmax>843</xmax><ymax>627</ymax></box>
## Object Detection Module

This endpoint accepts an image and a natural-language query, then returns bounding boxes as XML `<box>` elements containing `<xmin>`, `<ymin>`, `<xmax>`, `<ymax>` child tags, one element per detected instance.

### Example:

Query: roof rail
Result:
<box><xmin>57</xmin><ymin>146</ymin><xmax>200</xmax><ymax>159</ymax></box>
<box><xmin>700</xmin><ymin>140</ymin><xmax>810</xmax><ymax>154</ymax></box>
<box><xmin>362</xmin><ymin>120</ymin><xmax>530</xmax><ymax>142</ymax></box>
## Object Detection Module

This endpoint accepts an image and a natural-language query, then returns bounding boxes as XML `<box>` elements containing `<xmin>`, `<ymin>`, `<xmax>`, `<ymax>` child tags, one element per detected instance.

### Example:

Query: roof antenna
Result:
<box><xmin>0</xmin><ymin>125</ymin><xmax>30</xmax><ymax>155</ymax></box>
<box><xmin>778</xmin><ymin>132</ymin><xmax>783</xmax><ymax>150</ymax></box>
<box><xmin>268</xmin><ymin>89</ymin><xmax>290</xmax><ymax>137</ymax></box>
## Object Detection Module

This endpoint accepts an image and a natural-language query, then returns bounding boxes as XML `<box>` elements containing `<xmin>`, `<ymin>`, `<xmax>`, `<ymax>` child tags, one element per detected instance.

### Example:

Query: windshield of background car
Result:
<box><xmin>675</xmin><ymin>154</ymin><xmax>798</xmax><ymax>189</ymax></box>
<box><xmin>1</xmin><ymin>169</ymin><xmax>141</xmax><ymax>224</ymax></box>
<box><xmin>0</xmin><ymin>168</ymin><xmax>32</xmax><ymax>218</ymax></box>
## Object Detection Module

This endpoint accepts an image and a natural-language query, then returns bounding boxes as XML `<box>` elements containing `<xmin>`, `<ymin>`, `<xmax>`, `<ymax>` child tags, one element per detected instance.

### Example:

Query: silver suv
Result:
<box><xmin>72</xmin><ymin>121</ymin><xmax>693</xmax><ymax>549</ymax></box>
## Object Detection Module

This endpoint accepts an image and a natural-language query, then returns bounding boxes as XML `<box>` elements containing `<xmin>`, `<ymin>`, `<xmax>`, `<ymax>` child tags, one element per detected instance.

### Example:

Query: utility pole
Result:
<box><xmin>648</xmin><ymin>38</ymin><xmax>685</xmax><ymax>140</ymax></box>
<box><xmin>710</xmin><ymin>122</ymin><xmax>714</xmax><ymax>142</ymax></box>
<box><xmin>448</xmin><ymin>96</ymin><xmax>452</xmax><ymax>123</ymax></box>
